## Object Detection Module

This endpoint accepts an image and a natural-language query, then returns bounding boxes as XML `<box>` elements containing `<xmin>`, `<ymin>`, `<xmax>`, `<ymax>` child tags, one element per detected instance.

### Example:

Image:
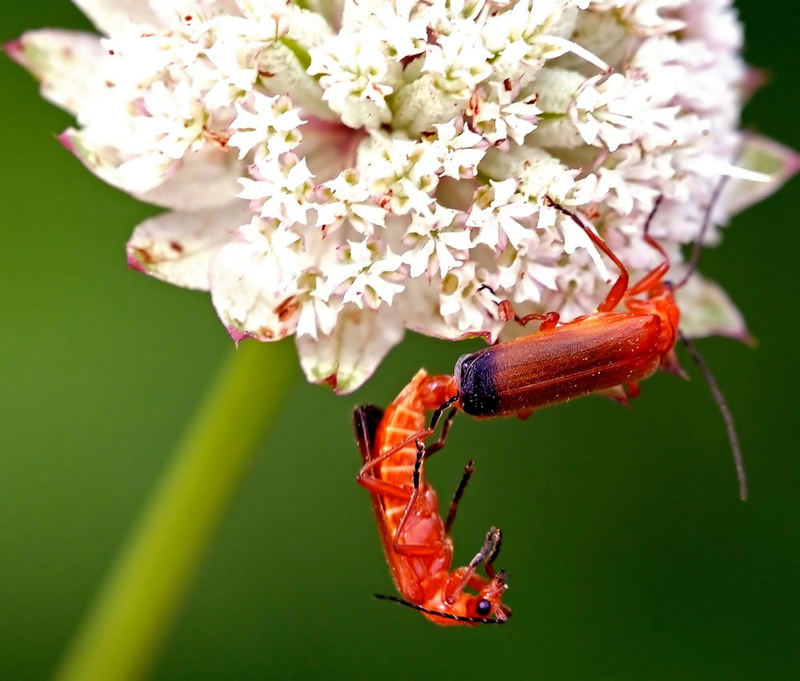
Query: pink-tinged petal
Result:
<box><xmin>721</xmin><ymin>134</ymin><xmax>800</xmax><ymax>215</ymax></box>
<box><xmin>226</xmin><ymin>326</ymin><xmax>252</xmax><ymax>345</ymax></box>
<box><xmin>127</xmin><ymin>203</ymin><xmax>250</xmax><ymax>290</ymax></box>
<box><xmin>58</xmin><ymin>130</ymin><xmax>75</xmax><ymax>153</ymax></box>
<box><xmin>209</xmin><ymin>241</ymin><xmax>300</xmax><ymax>343</ymax></box>
<box><xmin>676</xmin><ymin>274</ymin><xmax>754</xmax><ymax>344</ymax></box>
<box><xmin>4</xmin><ymin>40</ymin><xmax>24</xmax><ymax>62</ymax></box>
<box><xmin>60</xmin><ymin>127</ymin><xmax>168</xmax><ymax>195</ymax></box>
<box><xmin>136</xmin><ymin>146</ymin><xmax>245</xmax><ymax>211</ymax></box>
<box><xmin>741</xmin><ymin>67</ymin><xmax>768</xmax><ymax>101</ymax></box>
<box><xmin>62</xmin><ymin>129</ymin><xmax>243</xmax><ymax>210</ymax></box>
<box><xmin>9</xmin><ymin>30</ymin><xmax>110</xmax><ymax>119</ymax></box>
<box><xmin>296</xmin><ymin>116</ymin><xmax>365</xmax><ymax>181</ymax></box>
<box><xmin>71</xmin><ymin>0</ymin><xmax>161</xmax><ymax>35</ymax></box>
<box><xmin>296</xmin><ymin>307</ymin><xmax>404</xmax><ymax>394</ymax></box>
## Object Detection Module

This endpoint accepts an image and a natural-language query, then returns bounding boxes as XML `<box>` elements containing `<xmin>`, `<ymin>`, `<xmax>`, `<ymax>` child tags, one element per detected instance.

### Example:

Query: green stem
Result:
<box><xmin>54</xmin><ymin>340</ymin><xmax>298</xmax><ymax>681</ymax></box>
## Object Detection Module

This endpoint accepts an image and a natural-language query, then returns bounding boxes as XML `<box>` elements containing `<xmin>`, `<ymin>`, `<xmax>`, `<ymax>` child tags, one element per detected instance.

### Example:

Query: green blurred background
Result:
<box><xmin>2</xmin><ymin>2</ymin><xmax>798</xmax><ymax>679</ymax></box>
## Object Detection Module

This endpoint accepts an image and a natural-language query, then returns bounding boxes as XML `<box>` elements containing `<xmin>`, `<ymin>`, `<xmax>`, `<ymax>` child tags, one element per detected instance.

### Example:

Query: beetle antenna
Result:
<box><xmin>373</xmin><ymin>594</ymin><xmax>506</xmax><ymax>625</ymax></box>
<box><xmin>676</xmin><ymin>176</ymin><xmax>730</xmax><ymax>289</ymax></box>
<box><xmin>678</xmin><ymin>331</ymin><xmax>748</xmax><ymax>500</ymax></box>
<box><xmin>642</xmin><ymin>194</ymin><xmax>663</xmax><ymax>237</ymax></box>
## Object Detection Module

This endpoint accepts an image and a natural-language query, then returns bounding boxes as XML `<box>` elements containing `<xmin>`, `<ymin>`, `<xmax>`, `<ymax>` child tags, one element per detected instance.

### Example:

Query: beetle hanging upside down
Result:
<box><xmin>354</xmin><ymin>370</ymin><xmax>511</xmax><ymax>625</ymax></box>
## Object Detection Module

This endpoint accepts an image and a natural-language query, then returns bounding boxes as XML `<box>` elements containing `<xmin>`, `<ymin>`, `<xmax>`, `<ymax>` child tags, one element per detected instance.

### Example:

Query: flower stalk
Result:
<box><xmin>54</xmin><ymin>341</ymin><xmax>297</xmax><ymax>681</ymax></box>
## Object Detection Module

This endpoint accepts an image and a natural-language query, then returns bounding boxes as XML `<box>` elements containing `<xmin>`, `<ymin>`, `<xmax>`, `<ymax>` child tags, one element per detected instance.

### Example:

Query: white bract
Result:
<box><xmin>10</xmin><ymin>0</ymin><xmax>798</xmax><ymax>392</ymax></box>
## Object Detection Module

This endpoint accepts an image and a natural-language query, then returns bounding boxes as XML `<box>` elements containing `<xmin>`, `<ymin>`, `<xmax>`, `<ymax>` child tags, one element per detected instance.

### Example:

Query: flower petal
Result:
<box><xmin>208</xmin><ymin>235</ymin><xmax>302</xmax><ymax>342</ymax></box>
<box><xmin>676</xmin><ymin>274</ymin><xmax>752</xmax><ymax>343</ymax></box>
<box><xmin>138</xmin><ymin>146</ymin><xmax>245</xmax><ymax>211</ymax></box>
<box><xmin>62</xmin><ymin>129</ymin><xmax>243</xmax><ymax>210</ymax></box>
<box><xmin>721</xmin><ymin>134</ymin><xmax>800</xmax><ymax>215</ymax></box>
<box><xmin>127</xmin><ymin>203</ymin><xmax>250</xmax><ymax>290</ymax></box>
<box><xmin>8</xmin><ymin>30</ymin><xmax>110</xmax><ymax>120</ymax></box>
<box><xmin>71</xmin><ymin>0</ymin><xmax>161</xmax><ymax>34</ymax></box>
<box><xmin>296</xmin><ymin>306</ymin><xmax>404</xmax><ymax>394</ymax></box>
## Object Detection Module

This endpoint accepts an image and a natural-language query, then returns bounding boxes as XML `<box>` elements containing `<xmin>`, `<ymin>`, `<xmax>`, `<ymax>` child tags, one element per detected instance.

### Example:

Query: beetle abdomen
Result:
<box><xmin>456</xmin><ymin>314</ymin><xmax>664</xmax><ymax>417</ymax></box>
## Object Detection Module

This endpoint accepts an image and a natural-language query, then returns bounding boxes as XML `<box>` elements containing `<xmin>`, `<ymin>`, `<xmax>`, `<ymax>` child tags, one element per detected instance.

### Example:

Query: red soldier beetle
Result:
<box><xmin>354</xmin><ymin>369</ymin><xmax>511</xmax><ymax>626</ymax></box>
<box><xmin>420</xmin><ymin>185</ymin><xmax>748</xmax><ymax>500</ymax></box>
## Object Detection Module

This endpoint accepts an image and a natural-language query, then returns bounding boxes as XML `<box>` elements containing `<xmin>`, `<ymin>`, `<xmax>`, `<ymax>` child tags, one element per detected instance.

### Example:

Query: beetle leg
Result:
<box><xmin>443</xmin><ymin>527</ymin><xmax>503</xmax><ymax>603</ymax></box>
<box><xmin>484</xmin><ymin>527</ymin><xmax>503</xmax><ymax>580</ymax></box>
<box><xmin>355</xmin><ymin>405</ymin><xmax>421</xmax><ymax>501</ymax></box>
<box><xmin>628</xmin><ymin>257</ymin><xmax>670</xmax><ymax>297</ymax></box>
<box><xmin>627</xmin><ymin>196</ymin><xmax>672</xmax><ymax>297</ymax></box>
<box><xmin>424</xmin><ymin>406</ymin><xmax>457</xmax><ymax>458</ymax></box>
<box><xmin>480</xmin><ymin>286</ymin><xmax>560</xmax><ymax>331</ymax></box>
<box><xmin>391</xmin><ymin>440</ymin><xmax>440</xmax><ymax>557</ymax></box>
<box><xmin>599</xmin><ymin>385</ymin><xmax>630</xmax><ymax>407</ymax></box>
<box><xmin>356</xmin><ymin>426</ymin><xmax>435</xmax><ymax>478</ymax></box>
<box><xmin>660</xmin><ymin>348</ymin><xmax>688</xmax><ymax>379</ymax></box>
<box><xmin>357</xmin><ymin>440</ymin><xmax>418</xmax><ymax>501</ymax></box>
<box><xmin>428</xmin><ymin>393</ymin><xmax>458</xmax><ymax>430</ymax></box>
<box><xmin>356</xmin><ymin>474</ymin><xmax>413</xmax><ymax>501</ymax></box>
<box><xmin>624</xmin><ymin>381</ymin><xmax>641</xmax><ymax>399</ymax></box>
<box><xmin>444</xmin><ymin>459</ymin><xmax>475</xmax><ymax>534</ymax></box>
<box><xmin>544</xmin><ymin>196</ymin><xmax>629</xmax><ymax>313</ymax></box>
<box><xmin>497</xmin><ymin>300</ymin><xmax>561</xmax><ymax>330</ymax></box>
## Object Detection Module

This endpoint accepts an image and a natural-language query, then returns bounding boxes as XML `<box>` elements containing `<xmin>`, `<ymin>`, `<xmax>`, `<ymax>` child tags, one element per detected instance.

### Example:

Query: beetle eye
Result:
<box><xmin>475</xmin><ymin>598</ymin><xmax>492</xmax><ymax>616</ymax></box>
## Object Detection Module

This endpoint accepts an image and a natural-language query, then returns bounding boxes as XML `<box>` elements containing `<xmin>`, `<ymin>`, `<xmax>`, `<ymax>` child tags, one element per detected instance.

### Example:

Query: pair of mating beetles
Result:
<box><xmin>353</xmin><ymin>195</ymin><xmax>746</xmax><ymax>626</ymax></box>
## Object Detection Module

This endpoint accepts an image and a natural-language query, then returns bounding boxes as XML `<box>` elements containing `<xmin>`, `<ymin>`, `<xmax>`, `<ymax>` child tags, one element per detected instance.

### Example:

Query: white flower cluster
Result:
<box><xmin>10</xmin><ymin>0</ymin><xmax>797</xmax><ymax>391</ymax></box>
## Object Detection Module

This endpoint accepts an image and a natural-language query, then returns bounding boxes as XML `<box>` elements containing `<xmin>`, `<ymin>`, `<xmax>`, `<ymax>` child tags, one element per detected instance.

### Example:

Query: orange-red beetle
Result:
<box><xmin>354</xmin><ymin>369</ymin><xmax>511</xmax><ymax>625</ymax></box>
<box><xmin>423</xmin><ymin>194</ymin><xmax>747</xmax><ymax>499</ymax></box>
